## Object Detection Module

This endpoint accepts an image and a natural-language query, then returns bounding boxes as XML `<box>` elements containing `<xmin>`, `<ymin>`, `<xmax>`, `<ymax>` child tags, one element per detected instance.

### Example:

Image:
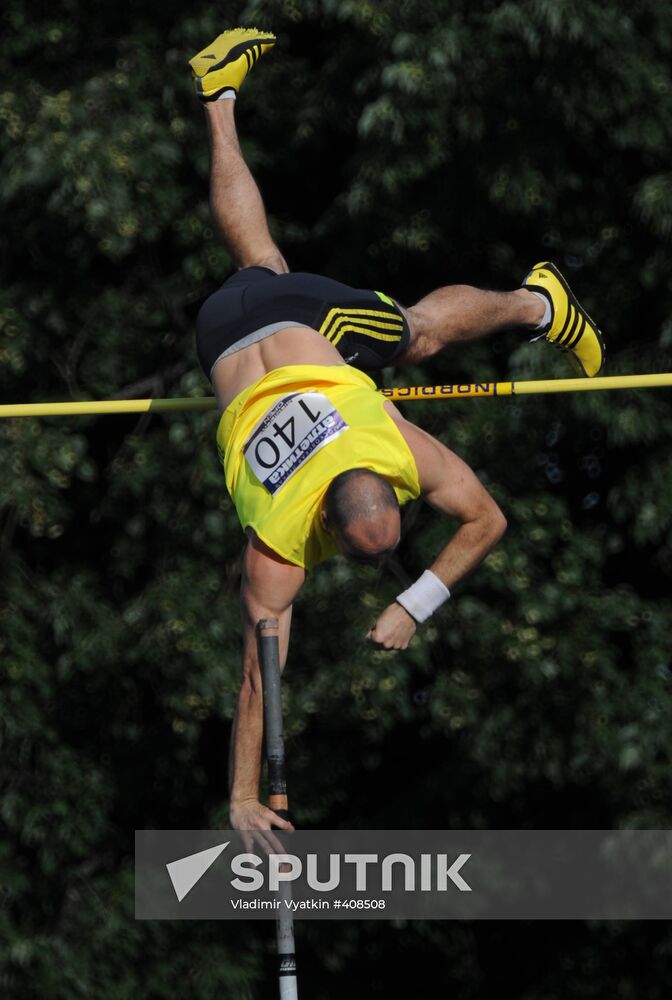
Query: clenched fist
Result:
<box><xmin>365</xmin><ymin>602</ymin><xmax>417</xmax><ymax>650</ymax></box>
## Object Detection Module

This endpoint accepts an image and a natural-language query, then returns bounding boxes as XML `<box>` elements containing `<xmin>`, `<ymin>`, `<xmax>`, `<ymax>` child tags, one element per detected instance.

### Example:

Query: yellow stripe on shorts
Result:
<box><xmin>319</xmin><ymin>306</ymin><xmax>404</xmax><ymax>345</ymax></box>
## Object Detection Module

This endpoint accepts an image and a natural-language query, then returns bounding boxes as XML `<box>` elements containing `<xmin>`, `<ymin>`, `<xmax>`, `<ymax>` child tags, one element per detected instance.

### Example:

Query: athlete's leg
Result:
<box><xmin>396</xmin><ymin>284</ymin><xmax>544</xmax><ymax>364</ymax></box>
<box><xmin>205</xmin><ymin>100</ymin><xmax>288</xmax><ymax>273</ymax></box>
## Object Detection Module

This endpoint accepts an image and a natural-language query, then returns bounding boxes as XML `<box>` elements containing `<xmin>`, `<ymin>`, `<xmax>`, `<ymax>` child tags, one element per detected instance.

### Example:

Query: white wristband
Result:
<box><xmin>395</xmin><ymin>570</ymin><xmax>450</xmax><ymax>624</ymax></box>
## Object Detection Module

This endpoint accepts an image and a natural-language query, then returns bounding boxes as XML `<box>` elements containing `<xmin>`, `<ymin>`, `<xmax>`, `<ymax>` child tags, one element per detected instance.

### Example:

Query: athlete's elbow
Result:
<box><xmin>475</xmin><ymin>498</ymin><xmax>506</xmax><ymax>545</ymax></box>
<box><xmin>488</xmin><ymin>505</ymin><xmax>507</xmax><ymax>544</ymax></box>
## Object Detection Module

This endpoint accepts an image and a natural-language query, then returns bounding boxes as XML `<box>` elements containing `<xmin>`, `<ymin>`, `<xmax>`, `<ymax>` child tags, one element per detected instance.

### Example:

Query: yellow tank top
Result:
<box><xmin>216</xmin><ymin>364</ymin><xmax>420</xmax><ymax>569</ymax></box>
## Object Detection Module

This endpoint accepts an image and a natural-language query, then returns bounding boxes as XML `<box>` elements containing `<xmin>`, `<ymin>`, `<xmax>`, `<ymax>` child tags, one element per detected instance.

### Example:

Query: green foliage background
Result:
<box><xmin>2</xmin><ymin>0</ymin><xmax>672</xmax><ymax>996</ymax></box>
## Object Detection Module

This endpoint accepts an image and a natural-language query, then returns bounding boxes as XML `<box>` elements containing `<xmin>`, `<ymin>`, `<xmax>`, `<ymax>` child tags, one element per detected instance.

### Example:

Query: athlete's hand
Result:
<box><xmin>365</xmin><ymin>602</ymin><xmax>416</xmax><ymax>650</ymax></box>
<box><xmin>230</xmin><ymin>798</ymin><xmax>295</xmax><ymax>855</ymax></box>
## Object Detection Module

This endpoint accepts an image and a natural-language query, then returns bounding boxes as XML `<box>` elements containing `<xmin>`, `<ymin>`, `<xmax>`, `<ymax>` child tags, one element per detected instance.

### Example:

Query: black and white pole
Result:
<box><xmin>257</xmin><ymin>618</ymin><xmax>298</xmax><ymax>1000</ymax></box>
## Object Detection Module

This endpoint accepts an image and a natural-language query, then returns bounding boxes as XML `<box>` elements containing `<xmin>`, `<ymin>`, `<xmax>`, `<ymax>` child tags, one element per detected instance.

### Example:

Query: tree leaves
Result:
<box><xmin>2</xmin><ymin>0</ymin><xmax>672</xmax><ymax>995</ymax></box>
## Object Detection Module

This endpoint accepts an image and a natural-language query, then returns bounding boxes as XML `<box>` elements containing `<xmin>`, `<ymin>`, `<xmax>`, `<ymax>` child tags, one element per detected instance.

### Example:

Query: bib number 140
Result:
<box><xmin>243</xmin><ymin>391</ymin><xmax>348</xmax><ymax>495</ymax></box>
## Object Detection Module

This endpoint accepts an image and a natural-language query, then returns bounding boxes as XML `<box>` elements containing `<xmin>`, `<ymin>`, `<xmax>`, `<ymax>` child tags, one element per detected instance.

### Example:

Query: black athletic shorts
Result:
<box><xmin>195</xmin><ymin>267</ymin><xmax>410</xmax><ymax>379</ymax></box>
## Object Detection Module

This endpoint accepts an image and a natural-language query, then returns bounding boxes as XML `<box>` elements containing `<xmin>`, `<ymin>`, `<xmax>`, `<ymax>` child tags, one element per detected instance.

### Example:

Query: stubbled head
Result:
<box><xmin>321</xmin><ymin>468</ymin><xmax>401</xmax><ymax>563</ymax></box>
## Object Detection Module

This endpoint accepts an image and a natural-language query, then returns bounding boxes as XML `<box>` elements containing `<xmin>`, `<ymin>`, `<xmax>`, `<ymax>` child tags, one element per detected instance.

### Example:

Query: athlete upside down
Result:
<box><xmin>188</xmin><ymin>29</ymin><xmax>606</xmax><ymax>840</ymax></box>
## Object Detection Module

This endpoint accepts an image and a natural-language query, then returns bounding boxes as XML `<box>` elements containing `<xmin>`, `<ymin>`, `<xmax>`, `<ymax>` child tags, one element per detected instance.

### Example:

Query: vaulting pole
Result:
<box><xmin>256</xmin><ymin>618</ymin><xmax>298</xmax><ymax>1000</ymax></box>
<box><xmin>2</xmin><ymin>373</ymin><xmax>672</xmax><ymax>418</ymax></box>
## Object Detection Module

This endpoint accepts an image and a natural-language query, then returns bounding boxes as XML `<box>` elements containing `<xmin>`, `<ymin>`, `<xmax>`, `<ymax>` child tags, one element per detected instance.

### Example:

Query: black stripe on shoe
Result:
<box><xmin>544</xmin><ymin>263</ymin><xmax>596</xmax><ymax>338</ymax></box>
<box><xmin>201</xmin><ymin>36</ymin><xmax>275</xmax><ymax>76</ymax></box>
<box><xmin>555</xmin><ymin>303</ymin><xmax>577</xmax><ymax>346</ymax></box>
<box><xmin>565</xmin><ymin>315</ymin><xmax>586</xmax><ymax>351</ymax></box>
<box><xmin>556</xmin><ymin>305</ymin><xmax>581</xmax><ymax>348</ymax></box>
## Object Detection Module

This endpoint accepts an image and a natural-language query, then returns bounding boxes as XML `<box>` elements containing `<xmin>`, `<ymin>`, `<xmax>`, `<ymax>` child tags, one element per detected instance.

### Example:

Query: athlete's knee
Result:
<box><xmin>403</xmin><ymin>302</ymin><xmax>425</xmax><ymax>340</ymax></box>
<box><xmin>246</xmin><ymin>250</ymin><xmax>289</xmax><ymax>274</ymax></box>
<box><xmin>396</xmin><ymin>300</ymin><xmax>446</xmax><ymax>363</ymax></box>
<box><xmin>405</xmin><ymin>286</ymin><xmax>469</xmax><ymax>341</ymax></box>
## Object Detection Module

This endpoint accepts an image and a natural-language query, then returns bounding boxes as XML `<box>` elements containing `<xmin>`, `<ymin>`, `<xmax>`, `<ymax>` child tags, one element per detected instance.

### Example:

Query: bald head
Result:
<box><xmin>322</xmin><ymin>468</ymin><xmax>401</xmax><ymax>561</ymax></box>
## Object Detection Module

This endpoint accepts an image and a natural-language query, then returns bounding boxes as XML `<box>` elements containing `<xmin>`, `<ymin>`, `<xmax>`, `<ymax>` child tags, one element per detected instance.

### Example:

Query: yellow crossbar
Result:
<box><xmin>1</xmin><ymin>374</ymin><xmax>671</xmax><ymax>418</ymax></box>
<box><xmin>0</xmin><ymin>397</ymin><xmax>218</xmax><ymax>418</ymax></box>
<box><xmin>382</xmin><ymin>372</ymin><xmax>672</xmax><ymax>401</ymax></box>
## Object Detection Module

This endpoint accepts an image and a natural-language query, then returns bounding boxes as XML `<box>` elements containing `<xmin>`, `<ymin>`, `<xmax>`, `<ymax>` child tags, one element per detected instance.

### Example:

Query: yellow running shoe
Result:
<box><xmin>189</xmin><ymin>28</ymin><xmax>276</xmax><ymax>102</ymax></box>
<box><xmin>523</xmin><ymin>261</ymin><xmax>606</xmax><ymax>377</ymax></box>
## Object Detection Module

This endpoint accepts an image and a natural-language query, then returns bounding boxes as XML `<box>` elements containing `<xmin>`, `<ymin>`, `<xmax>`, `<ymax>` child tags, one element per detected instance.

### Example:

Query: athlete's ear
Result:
<box><xmin>320</xmin><ymin>507</ymin><xmax>329</xmax><ymax>531</ymax></box>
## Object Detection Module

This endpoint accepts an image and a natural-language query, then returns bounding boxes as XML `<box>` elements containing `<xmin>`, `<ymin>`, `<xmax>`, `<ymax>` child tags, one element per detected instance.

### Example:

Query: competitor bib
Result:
<box><xmin>243</xmin><ymin>391</ymin><xmax>349</xmax><ymax>495</ymax></box>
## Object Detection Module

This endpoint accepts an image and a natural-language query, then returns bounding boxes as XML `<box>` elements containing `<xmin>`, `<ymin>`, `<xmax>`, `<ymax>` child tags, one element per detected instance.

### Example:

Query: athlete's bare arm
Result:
<box><xmin>366</xmin><ymin>404</ymin><xmax>507</xmax><ymax>650</ymax></box>
<box><xmin>230</xmin><ymin>533</ymin><xmax>305</xmax><ymax>839</ymax></box>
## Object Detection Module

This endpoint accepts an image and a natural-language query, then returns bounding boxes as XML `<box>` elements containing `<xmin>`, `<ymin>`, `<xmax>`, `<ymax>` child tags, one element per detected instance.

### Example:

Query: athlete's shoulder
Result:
<box><xmin>382</xmin><ymin>403</ymin><xmax>448</xmax><ymax>487</ymax></box>
<box><xmin>242</xmin><ymin>531</ymin><xmax>305</xmax><ymax>612</ymax></box>
<box><xmin>246</xmin><ymin>530</ymin><xmax>300</xmax><ymax>567</ymax></box>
